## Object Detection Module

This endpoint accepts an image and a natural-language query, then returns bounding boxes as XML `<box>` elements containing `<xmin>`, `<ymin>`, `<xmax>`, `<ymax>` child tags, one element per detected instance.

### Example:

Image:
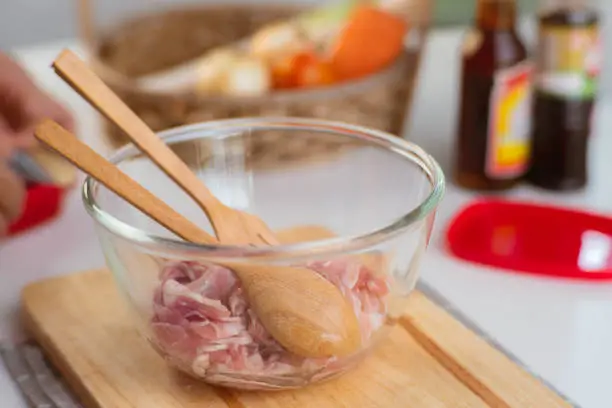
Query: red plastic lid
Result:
<box><xmin>446</xmin><ymin>198</ymin><xmax>612</xmax><ymax>281</ymax></box>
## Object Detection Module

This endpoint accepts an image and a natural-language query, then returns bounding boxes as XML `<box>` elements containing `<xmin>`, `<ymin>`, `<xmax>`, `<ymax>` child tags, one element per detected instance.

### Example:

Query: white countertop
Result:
<box><xmin>1</xmin><ymin>24</ymin><xmax>612</xmax><ymax>407</ymax></box>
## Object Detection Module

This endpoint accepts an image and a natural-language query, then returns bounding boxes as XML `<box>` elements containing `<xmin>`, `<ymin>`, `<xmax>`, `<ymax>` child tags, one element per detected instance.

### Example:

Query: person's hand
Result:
<box><xmin>0</xmin><ymin>52</ymin><xmax>74</xmax><ymax>235</ymax></box>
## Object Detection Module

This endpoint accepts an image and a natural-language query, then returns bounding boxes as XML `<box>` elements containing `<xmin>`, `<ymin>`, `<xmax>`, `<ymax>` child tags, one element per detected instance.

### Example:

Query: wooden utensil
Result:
<box><xmin>53</xmin><ymin>49</ymin><xmax>275</xmax><ymax>246</ymax></box>
<box><xmin>34</xmin><ymin>119</ymin><xmax>361</xmax><ymax>358</ymax></box>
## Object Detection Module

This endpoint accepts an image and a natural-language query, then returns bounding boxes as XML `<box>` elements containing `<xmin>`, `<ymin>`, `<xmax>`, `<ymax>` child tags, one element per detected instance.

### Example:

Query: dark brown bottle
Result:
<box><xmin>454</xmin><ymin>0</ymin><xmax>533</xmax><ymax>191</ymax></box>
<box><xmin>527</xmin><ymin>2</ymin><xmax>600</xmax><ymax>191</ymax></box>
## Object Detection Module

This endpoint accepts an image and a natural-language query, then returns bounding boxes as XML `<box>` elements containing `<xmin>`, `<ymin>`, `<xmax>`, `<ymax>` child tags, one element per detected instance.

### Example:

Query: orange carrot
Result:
<box><xmin>272</xmin><ymin>52</ymin><xmax>336</xmax><ymax>90</ymax></box>
<box><xmin>271</xmin><ymin>55</ymin><xmax>297</xmax><ymax>89</ymax></box>
<box><xmin>294</xmin><ymin>53</ymin><xmax>336</xmax><ymax>88</ymax></box>
<box><xmin>330</xmin><ymin>6</ymin><xmax>408</xmax><ymax>80</ymax></box>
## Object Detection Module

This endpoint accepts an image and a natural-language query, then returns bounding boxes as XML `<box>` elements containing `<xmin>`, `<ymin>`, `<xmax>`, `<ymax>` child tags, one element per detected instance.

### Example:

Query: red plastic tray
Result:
<box><xmin>446</xmin><ymin>198</ymin><xmax>612</xmax><ymax>281</ymax></box>
<box><xmin>8</xmin><ymin>184</ymin><xmax>66</xmax><ymax>236</ymax></box>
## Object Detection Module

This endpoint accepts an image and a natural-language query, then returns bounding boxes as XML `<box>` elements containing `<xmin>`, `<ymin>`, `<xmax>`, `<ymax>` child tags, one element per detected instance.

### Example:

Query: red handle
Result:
<box><xmin>8</xmin><ymin>184</ymin><xmax>66</xmax><ymax>236</ymax></box>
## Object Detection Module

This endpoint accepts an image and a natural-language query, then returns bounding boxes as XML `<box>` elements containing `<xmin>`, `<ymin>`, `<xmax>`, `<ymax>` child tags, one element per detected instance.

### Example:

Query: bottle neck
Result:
<box><xmin>475</xmin><ymin>0</ymin><xmax>518</xmax><ymax>31</ymax></box>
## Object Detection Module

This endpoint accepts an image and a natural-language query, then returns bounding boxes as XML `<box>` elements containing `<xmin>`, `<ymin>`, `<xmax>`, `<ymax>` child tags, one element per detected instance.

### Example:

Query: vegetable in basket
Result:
<box><xmin>135</xmin><ymin>0</ymin><xmax>410</xmax><ymax>96</ymax></box>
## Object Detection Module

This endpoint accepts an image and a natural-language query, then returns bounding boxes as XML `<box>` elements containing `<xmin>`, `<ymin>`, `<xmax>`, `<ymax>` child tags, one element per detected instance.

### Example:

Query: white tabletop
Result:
<box><xmin>1</xmin><ymin>24</ymin><xmax>612</xmax><ymax>407</ymax></box>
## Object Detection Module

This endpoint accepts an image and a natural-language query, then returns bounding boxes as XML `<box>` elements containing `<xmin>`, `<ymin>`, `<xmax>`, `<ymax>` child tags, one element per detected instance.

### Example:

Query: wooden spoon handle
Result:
<box><xmin>52</xmin><ymin>50</ymin><xmax>223</xmax><ymax>221</ymax></box>
<box><xmin>34</xmin><ymin>119</ymin><xmax>216</xmax><ymax>246</ymax></box>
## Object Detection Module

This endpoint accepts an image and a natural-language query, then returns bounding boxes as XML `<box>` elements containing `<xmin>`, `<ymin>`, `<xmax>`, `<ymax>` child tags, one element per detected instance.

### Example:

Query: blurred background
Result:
<box><xmin>2</xmin><ymin>0</ymin><xmax>539</xmax><ymax>48</ymax></box>
<box><xmin>2</xmin><ymin>0</ymin><xmax>611</xmax><ymax>94</ymax></box>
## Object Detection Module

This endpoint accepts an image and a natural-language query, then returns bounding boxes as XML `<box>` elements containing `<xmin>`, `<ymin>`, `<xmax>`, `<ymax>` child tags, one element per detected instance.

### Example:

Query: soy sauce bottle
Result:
<box><xmin>454</xmin><ymin>0</ymin><xmax>533</xmax><ymax>191</ymax></box>
<box><xmin>527</xmin><ymin>0</ymin><xmax>600</xmax><ymax>191</ymax></box>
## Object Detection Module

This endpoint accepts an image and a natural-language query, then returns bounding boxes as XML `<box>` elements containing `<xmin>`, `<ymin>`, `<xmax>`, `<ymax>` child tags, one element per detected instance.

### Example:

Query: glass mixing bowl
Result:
<box><xmin>83</xmin><ymin>117</ymin><xmax>445</xmax><ymax>390</ymax></box>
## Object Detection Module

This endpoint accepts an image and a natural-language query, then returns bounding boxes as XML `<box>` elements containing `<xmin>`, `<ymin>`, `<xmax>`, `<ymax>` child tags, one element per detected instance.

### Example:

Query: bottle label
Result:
<box><xmin>486</xmin><ymin>61</ymin><xmax>534</xmax><ymax>179</ymax></box>
<box><xmin>536</xmin><ymin>24</ymin><xmax>601</xmax><ymax>99</ymax></box>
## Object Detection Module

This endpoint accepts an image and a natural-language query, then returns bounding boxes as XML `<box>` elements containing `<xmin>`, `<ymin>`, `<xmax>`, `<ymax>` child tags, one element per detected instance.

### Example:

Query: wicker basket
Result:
<box><xmin>78</xmin><ymin>1</ymin><xmax>432</xmax><ymax>168</ymax></box>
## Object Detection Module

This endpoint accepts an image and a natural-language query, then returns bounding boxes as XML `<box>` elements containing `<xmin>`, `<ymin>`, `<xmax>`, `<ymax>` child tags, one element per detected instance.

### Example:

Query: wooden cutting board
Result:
<box><xmin>22</xmin><ymin>226</ymin><xmax>570</xmax><ymax>408</ymax></box>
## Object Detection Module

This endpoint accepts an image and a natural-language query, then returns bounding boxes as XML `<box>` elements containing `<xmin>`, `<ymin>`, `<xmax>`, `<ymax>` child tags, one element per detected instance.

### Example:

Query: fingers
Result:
<box><xmin>12</xmin><ymin>92</ymin><xmax>75</xmax><ymax>150</ymax></box>
<box><xmin>0</xmin><ymin>117</ymin><xmax>24</xmax><ymax>237</ymax></box>
<box><xmin>0</xmin><ymin>214</ymin><xmax>6</xmax><ymax>236</ymax></box>
<box><xmin>25</xmin><ymin>89</ymin><xmax>74</xmax><ymax>130</ymax></box>
<box><xmin>0</xmin><ymin>53</ymin><xmax>75</xmax><ymax>148</ymax></box>
<box><xmin>0</xmin><ymin>161</ymin><xmax>26</xmax><ymax>236</ymax></box>
<box><xmin>0</xmin><ymin>117</ymin><xmax>17</xmax><ymax>159</ymax></box>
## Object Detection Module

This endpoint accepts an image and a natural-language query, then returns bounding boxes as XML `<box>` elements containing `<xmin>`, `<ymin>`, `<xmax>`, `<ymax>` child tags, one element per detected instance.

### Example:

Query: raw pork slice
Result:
<box><xmin>150</xmin><ymin>258</ymin><xmax>389</xmax><ymax>383</ymax></box>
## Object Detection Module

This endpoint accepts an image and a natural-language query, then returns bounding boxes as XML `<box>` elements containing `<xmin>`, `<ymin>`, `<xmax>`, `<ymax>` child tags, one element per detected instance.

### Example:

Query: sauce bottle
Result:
<box><xmin>527</xmin><ymin>0</ymin><xmax>600</xmax><ymax>191</ymax></box>
<box><xmin>454</xmin><ymin>0</ymin><xmax>533</xmax><ymax>191</ymax></box>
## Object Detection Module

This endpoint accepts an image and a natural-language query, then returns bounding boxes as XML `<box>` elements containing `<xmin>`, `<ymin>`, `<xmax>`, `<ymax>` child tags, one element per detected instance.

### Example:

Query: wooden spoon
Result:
<box><xmin>34</xmin><ymin>119</ymin><xmax>362</xmax><ymax>358</ymax></box>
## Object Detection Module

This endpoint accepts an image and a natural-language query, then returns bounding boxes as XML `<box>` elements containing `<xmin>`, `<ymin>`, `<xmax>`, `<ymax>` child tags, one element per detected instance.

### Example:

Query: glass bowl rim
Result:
<box><xmin>82</xmin><ymin>117</ymin><xmax>445</xmax><ymax>260</ymax></box>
